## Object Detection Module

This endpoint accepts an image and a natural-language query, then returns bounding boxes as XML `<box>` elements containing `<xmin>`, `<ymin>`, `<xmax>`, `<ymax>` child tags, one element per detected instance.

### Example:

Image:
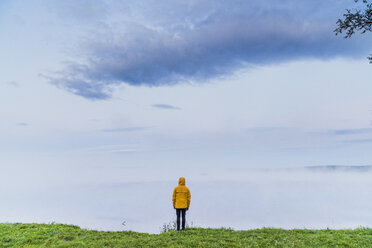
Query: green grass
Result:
<box><xmin>1</xmin><ymin>223</ymin><xmax>372</xmax><ymax>247</ymax></box>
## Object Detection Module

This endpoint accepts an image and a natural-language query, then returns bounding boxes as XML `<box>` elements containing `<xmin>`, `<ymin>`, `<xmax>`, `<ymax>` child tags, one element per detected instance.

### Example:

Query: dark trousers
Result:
<box><xmin>176</xmin><ymin>208</ymin><xmax>186</xmax><ymax>231</ymax></box>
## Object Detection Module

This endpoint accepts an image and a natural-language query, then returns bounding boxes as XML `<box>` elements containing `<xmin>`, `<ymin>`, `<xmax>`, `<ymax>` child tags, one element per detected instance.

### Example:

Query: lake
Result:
<box><xmin>1</xmin><ymin>165</ymin><xmax>371</xmax><ymax>234</ymax></box>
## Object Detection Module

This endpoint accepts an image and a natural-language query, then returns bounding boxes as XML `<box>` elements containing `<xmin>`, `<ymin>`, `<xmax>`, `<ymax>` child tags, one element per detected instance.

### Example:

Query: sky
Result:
<box><xmin>1</xmin><ymin>0</ymin><xmax>372</xmax><ymax>232</ymax></box>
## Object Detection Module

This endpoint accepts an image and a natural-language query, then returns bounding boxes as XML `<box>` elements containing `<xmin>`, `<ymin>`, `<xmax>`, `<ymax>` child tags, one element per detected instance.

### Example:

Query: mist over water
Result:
<box><xmin>1</xmin><ymin>166</ymin><xmax>372</xmax><ymax>234</ymax></box>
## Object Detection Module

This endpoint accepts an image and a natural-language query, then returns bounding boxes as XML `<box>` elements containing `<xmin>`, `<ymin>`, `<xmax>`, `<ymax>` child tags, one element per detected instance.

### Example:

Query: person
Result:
<box><xmin>172</xmin><ymin>177</ymin><xmax>191</xmax><ymax>231</ymax></box>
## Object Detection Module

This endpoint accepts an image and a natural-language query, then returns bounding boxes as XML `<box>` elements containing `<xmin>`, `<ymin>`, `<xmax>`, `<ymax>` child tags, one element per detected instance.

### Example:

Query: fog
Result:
<box><xmin>1</xmin><ymin>165</ymin><xmax>371</xmax><ymax>234</ymax></box>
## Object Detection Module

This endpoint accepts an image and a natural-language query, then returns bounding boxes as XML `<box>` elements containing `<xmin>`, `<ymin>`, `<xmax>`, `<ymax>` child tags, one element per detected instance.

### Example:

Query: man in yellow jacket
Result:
<box><xmin>172</xmin><ymin>177</ymin><xmax>191</xmax><ymax>231</ymax></box>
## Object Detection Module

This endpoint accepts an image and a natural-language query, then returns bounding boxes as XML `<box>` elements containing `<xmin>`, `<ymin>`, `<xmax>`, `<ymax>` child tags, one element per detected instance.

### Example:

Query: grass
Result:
<box><xmin>1</xmin><ymin>223</ymin><xmax>372</xmax><ymax>247</ymax></box>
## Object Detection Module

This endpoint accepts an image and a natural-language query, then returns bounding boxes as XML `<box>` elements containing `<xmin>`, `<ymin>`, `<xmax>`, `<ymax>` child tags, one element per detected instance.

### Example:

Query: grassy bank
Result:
<box><xmin>1</xmin><ymin>223</ymin><xmax>372</xmax><ymax>247</ymax></box>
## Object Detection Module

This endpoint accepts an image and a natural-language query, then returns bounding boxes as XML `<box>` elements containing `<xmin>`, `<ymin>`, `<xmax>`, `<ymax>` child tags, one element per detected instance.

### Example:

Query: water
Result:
<box><xmin>1</xmin><ymin>165</ymin><xmax>372</xmax><ymax>234</ymax></box>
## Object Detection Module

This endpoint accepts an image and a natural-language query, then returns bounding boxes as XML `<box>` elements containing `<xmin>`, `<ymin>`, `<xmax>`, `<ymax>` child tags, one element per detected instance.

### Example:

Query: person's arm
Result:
<box><xmin>187</xmin><ymin>189</ymin><xmax>191</xmax><ymax>210</ymax></box>
<box><xmin>172</xmin><ymin>188</ymin><xmax>176</xmax><ymax>209</ymax></box>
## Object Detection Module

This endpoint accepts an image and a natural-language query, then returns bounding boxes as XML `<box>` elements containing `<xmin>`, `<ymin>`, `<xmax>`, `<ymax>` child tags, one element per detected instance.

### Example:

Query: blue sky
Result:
<box><xmin>1</xmin><ymin>0</ymin><xmax>372</xmax><ymax>231</ymax></box>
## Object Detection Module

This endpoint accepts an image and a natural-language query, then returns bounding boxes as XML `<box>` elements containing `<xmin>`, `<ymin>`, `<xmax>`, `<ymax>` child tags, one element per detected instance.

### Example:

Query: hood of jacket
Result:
<box><xmin>178</xmin><ymin>177</ymin><xmax>185</xmax><ymax>186</ymax></box>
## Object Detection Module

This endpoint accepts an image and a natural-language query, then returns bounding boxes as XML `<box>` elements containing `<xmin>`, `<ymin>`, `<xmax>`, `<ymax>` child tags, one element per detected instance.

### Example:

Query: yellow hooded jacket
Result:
<box><xmin>172</xmin><ymin>177</ymin><xmax>191</xmax><ymax>209</ymax></box>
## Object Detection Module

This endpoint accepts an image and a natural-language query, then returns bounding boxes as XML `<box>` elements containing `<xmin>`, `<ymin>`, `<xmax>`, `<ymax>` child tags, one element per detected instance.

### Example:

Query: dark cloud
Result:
<box><xmin>49</xmin><ymin>71</ymin><xmax>114</xmax><ymax>100</ymax></box>
<box><xmin>48</xmin><ymin>0</ymin><xmax>372</xmax><ymax>100</ymax></box>
<box><xmin>151</xmin><ymin>104</ymin><xmax>181</xmax><ymax>110</ymax></box>
<box><xmin>102</xmin><ymin>127</ymin><xmax>148</xmax><ymax>132</ymax></box>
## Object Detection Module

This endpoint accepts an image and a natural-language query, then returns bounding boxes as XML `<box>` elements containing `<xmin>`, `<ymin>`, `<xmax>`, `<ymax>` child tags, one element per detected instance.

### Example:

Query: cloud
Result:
<box><xmin>16</xmin><ymin>122</ymin><xmax>28</xmax><ymax>126</ymax></box>
<box><xmin>102</xmin><ymin>126</ymin><xmax>148</xmax><ymax>132</ymax></box>
<box><xmin>47</xmin><ymin>0</ymin><xmax>372</xmax><ymax>100</ymax></box>
<box><xmin>151</xmin><ymin>104</ymin><xmax>181</xmax><ymax>110</ymax></box>
<box><xmin>305</xmin><ymin>165</ymin><xmax>372</xmax><ymax>172</ymax></box>
<box><xmin>343</xmin><ymin>138</ymin><xmax>372</xmax><ymax>143</ymax></box>
<box><xmin>50</xmin><ymin>0</ymin><xmax>108</xmax><ymax>24</ymax></box>
<box><xmin>333</xmin><ymin>128</ymin><xmax>372</xmax><ymax>135</ymax></box>
<box><xmin>106</xmin><ymin>148</ymin><xmax>143</xmax><ymax>154</ymax></box>
<box><xmin>73</xmin><ymin>144</ymin><xmax>144</xmax><ymax>154</ymax></box>
<box><xmin>7</xmin><ymin>81</ymin><xmax>20</xmax><ymax>87</ymax></box>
